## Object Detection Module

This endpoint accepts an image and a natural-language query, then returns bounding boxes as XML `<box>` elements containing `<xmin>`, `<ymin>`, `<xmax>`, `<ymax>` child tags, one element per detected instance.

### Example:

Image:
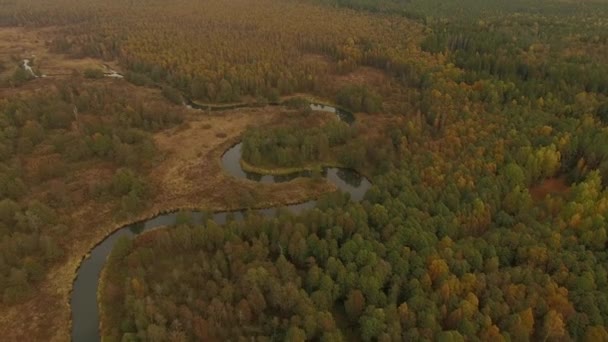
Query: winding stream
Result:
<box><xmin>22</xmin><ymin>59</ymin><xmax>38</xmax><ymax>78</ymax></box>
<box><xmin>70</xmin><ymin>106</ymin><xmax>370</xmax><ymax>341</ymax></box>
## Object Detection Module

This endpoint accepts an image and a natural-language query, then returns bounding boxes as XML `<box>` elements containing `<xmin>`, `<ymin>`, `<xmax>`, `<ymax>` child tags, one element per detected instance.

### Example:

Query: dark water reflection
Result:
<box><xmin>309</xmin><ymin>103</ymin><xmax>355</xmax><ymax>124</ymax></box>
<box><xmin>71</xmin><ymin>107</ymin><xmax>367</xmax><ymax>342</ymax></box>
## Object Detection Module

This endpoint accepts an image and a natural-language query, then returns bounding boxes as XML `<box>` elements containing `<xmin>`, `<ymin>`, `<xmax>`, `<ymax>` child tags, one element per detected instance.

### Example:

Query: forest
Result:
<box><xmin>99</xmin><ymin>0</ymin><xmax>608</xmax><ymax>339</ymax></box>
<box><xmin>0</xmin><ymin>80</ymin><xmax>182</xmax><ymax>303</ymax></box>
<box><xmin>242</xmin><ymin>119</ymin><xmax>364</xmax><ymax>170</ymax></box>
<box><xmin>1</xmin><ymin>0</ymin><xmax>608</xmax><ymax>340</ymax></box>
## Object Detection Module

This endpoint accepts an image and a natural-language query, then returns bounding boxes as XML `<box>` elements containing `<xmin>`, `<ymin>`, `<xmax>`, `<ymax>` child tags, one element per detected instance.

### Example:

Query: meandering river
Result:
<box><xmin>70</xmin><ymin>105</ymin><xmax>370</xmax><ymax>341</ymax></box>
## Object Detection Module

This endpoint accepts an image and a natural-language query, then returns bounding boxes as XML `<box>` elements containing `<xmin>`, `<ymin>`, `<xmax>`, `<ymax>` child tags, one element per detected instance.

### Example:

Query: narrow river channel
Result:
<box><xmin>70</xmin><ymin>104</ymin><xmax>370</xmax><ymax>341</ymax></box>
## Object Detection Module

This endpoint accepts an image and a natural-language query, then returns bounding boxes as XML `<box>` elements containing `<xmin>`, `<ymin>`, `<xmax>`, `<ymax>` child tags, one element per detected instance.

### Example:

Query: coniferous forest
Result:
<box><xmin>1</xmin><ymin>0</ymin><xmax>608</xmax><ymax>341</ymax></box>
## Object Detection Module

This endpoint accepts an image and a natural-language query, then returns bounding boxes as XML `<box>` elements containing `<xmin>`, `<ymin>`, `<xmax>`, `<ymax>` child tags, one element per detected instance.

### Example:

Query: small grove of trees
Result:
<box><xmin>101</xmin><ymin>220</ymin><xmax>344</xmax><ymax>341</ymax></box>
<box><xmin>108</xmin><ymin>168</ymin><xmax>149</xmax><ymax>215</ymax></box>
<box><xmin>0</xmin><ymin>200</ymin><xmax>63</xmax><ymax>304</ymax></box>
<box><xmin>242</xmin><ymin>120</ymin><xmax>359</xmax><ymax>168</ymax></box>
<box><xmin>161</xmin><ymin>86</ymin><xmax>183</xmax><ymax>105</ymax></box>
<box><xmin>336</xmin><ymin>85</ymin><xmax>382</xmax><ymax>113</ymax></box>
<box><xmin>241</xmin><ymin>106</ymin><xmax>396</xmax><ymax>173</ymax></box>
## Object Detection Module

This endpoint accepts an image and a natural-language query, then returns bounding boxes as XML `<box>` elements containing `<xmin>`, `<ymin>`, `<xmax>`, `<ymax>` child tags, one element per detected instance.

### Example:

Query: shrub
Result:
<box><xmin>83</xmin><ymin>68</ymin><xmax>105</xmax><ymax>79</ymax></box>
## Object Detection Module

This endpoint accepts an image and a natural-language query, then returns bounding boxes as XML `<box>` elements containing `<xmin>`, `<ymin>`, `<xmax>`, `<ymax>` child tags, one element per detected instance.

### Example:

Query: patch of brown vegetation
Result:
<box><xmin>355</xmin><ymin>111</ymin><xmax>404</xmax><ymax>141</ymax></box>
<box><xmin>530</xmin><ymin>176</ymin><xmax>570</xmax><ymax>201</ymax></box>
<box><xmin>0</xmin><ymin>75</ymin><xmax>58</xmax><ymax>98</ymax></box>
<box><xmin>333</xmin><ymin>66</ymin><xmax>391</xmax><ymax>88</ymax></box>
<box><xmin>300</xmin><ymin>53</ymin><xmax>333</xmax><ymax>67</ymax></box>
<box><xmin>0</xmin><ymin>95</ymin><xmax>342</xmax><ymax>342</ymax></box>
<box><xmin>0</xmin><ymin>27</ymin><xmax>120</xmax><ymax>79</ymax></box>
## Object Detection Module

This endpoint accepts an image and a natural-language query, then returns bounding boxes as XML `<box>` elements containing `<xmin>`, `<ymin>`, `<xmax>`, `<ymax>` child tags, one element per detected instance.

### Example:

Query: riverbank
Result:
<box><xmin>239</xmin><ymin>158</ymin><xmax>343</xmax><ymax>176</ymax></box>
<box><xmin>79</xmin><ymin>131</ymin><xmax>372</xmax><ymax>340</ymax></box>
<box><xmin>0</xmin><ymin>27</ymin><xmax>381</xmax><ymax>341</ymax></box>
<box><xmin>187</xmin><ymin>94</ymin><xmax>354</xmax><ymax>117</ymax></box>
<box><xmin>0</xmin><ymin>101</ymin><xmax>341</xmax><ymax>341</ymax></box>
<box><xmin>92</xmin><ymin>157</ymin><xmax>370</xmax><ymax>341</ymax></box>
<box><xmin>90</xmin><ymin>173</ymin><xmax>356</xmax><ymax>340</ymax></box>
<box><xmin>77</xmin><ymin>93</ymin><xmax>373</xmax><ymax>340</ymax></box>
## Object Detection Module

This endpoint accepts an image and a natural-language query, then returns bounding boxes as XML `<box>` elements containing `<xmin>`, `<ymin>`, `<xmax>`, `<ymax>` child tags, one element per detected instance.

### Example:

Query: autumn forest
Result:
<box><xmin>1</xmin><ymin>0</ymin><xmax>608</xmax><ymax>341</ymax></box>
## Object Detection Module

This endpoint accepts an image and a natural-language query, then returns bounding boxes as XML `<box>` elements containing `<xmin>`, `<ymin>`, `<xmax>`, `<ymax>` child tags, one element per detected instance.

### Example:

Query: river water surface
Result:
<box><xmin>70</xmin><ymin>106</ymin><xmax>370</xmax><ymax>341</ymax></box>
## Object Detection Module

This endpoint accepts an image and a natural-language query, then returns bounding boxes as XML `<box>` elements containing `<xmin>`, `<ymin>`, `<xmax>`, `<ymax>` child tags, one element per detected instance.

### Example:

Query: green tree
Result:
<box><xmin>359</xmin><ymin>308</ymin><xmax>386</xmax><ymax>341</ymax></box>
